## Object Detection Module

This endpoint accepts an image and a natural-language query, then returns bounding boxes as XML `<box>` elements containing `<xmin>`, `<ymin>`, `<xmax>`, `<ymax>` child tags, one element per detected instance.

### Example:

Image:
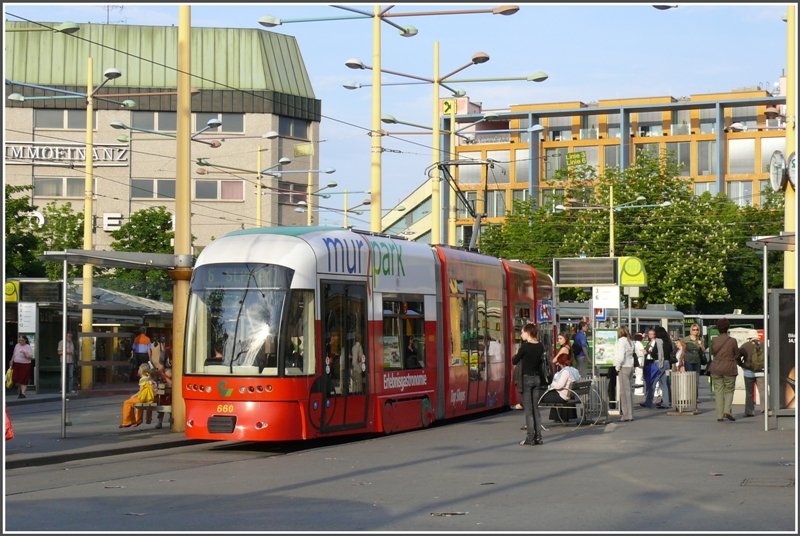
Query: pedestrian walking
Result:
<box><xmin>709</xmin><ymin>318</ymin><xmax>739</xmax><ymax>422</ymax></box>
<box><xmin>737</xmin><ymin>336</ymin><xmax>765</xmax><ymax>418</ymax></box>
<box><xmin>9</xmin><ymin>336</ymin><xmax>33</xmax><ymax>399</ymax></box>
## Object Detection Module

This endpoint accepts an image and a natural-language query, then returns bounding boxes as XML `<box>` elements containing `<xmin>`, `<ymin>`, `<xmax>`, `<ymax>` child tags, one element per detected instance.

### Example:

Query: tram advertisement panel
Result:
<box><xmin>312</xmin><ymin>230</ymin><xmax>436</xmax><ymax>293</ymax></box>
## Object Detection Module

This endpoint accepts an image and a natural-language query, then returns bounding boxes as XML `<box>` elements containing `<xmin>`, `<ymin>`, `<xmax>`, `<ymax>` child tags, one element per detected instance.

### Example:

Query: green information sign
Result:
<box><xmin>565</xmin><ymin>152</ymin><xmax>586</xmax><ymax>166</ymax></box>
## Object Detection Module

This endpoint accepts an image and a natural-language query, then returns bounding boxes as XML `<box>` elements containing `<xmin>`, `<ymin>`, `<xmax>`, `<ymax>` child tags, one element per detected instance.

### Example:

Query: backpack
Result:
<box><xmin>749</xmin><ymin>341</ymin><xmax>764</xmax><ymax>372</ymax></box>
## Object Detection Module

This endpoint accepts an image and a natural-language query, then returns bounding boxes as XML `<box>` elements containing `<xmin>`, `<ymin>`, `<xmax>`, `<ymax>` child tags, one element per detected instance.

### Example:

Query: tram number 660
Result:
<box><xmin>216</xmin><ymin>404</ymin><xmax>235</xmax><ymax>413</ymax></box>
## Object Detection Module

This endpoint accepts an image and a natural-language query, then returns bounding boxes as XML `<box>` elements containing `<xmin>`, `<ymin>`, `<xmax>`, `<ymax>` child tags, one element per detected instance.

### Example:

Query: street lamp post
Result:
<box><xmin>352</xmin><ymin>68</ymin><xmax>546</xmax><ymax>245</ymax></box>
<box><xmin>261</xmin><ymin>5</ymin><xmax>520</xmax><ymax>235</ymax></box>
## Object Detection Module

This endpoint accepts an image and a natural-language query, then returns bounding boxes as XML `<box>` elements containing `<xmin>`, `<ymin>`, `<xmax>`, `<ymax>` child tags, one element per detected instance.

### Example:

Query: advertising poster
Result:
<box><xmin>778</xmin><ymin>292</ymin><xmax>795</xmax><ymax>410</ymax></box>
<box><xmin>593</xmin><ymin>329</ymin><xmax>617</xmax><ymax>366</ymax></box>
<box><xmin>383</xmin><ymin>336</ymin><xmax>401</xmax><ymax>369</ymax></box>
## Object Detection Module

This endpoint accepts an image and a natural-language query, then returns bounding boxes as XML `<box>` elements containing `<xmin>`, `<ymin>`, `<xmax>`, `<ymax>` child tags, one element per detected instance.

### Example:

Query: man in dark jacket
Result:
<box><xmin>709</xmin><ymin>318</ymin><xmax>739</xmax><ymax>422</ymax></box>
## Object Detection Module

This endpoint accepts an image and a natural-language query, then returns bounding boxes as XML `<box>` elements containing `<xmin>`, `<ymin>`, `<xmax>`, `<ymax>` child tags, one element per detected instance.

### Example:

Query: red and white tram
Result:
<box><xmin>182</xmin><ymin>227</ymin><xmax>553</xmax><ymax>441</ymax></box>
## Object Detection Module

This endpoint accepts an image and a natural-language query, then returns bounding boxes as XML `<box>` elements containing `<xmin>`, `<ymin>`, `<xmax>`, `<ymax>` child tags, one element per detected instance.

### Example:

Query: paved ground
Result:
<box><xmin>4</xmin><ymin>379</ymin><xmax>797</xmax><ymax>532</ymax></box>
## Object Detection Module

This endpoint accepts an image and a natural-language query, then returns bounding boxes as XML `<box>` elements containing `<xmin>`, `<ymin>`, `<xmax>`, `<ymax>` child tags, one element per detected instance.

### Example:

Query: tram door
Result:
<box><xmin>465</xmin><ymin>290</ymin><xmax>488</xmax><ymax>408</ymax></box>
<box><xmin>320</xmin><ymin>281</ymin><xmax>369</xmax><ymax>432</ymax></box>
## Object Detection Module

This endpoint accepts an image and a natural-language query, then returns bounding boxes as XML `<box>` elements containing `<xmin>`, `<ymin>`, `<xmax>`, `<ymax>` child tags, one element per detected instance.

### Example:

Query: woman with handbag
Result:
<box><xmin>511</xmin><ymin>323</ymin><xmax>546</xmax><ymax>446</ymax></box>
<box><xmin>9</xmin><ymin>335</ymin><xmax>33</xmax><ymax>399</ymax></box>
<box><xmin>613</xmin><ymin>327</ymin><xmax>636</xmax><ymax>422</ymax></box>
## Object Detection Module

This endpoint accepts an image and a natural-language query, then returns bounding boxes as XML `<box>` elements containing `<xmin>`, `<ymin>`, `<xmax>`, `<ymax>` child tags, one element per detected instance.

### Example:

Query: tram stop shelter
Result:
<box><xmin>38</xmin><ymin>249</ymin><xmax>177</xmax><ymax>438</ymax></box>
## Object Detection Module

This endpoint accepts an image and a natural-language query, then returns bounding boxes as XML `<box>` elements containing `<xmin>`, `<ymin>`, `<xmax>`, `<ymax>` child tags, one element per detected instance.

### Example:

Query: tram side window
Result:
<box><xmin>283</xmin><ymin>290</ymin><xmax>315</xmax><ymax>376</ymax></box>
<box><xmin>382</xmin><ymin>298</ymin><xmax>425</xmax><ymax>370</ymax></box>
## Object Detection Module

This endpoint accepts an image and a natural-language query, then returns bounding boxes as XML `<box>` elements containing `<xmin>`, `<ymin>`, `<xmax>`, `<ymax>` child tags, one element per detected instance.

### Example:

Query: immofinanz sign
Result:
<box><xmin>6</xmin><ymin>141</ymin><xmax>129</xmax><ymax>167</ymax></box>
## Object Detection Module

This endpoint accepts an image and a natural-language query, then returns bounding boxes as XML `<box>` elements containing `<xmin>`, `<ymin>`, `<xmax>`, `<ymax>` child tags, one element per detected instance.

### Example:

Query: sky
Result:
<box><xmin>4</xmin><ymin>2</ymin><xmax>792</xmax><ymax>227</ymax></box>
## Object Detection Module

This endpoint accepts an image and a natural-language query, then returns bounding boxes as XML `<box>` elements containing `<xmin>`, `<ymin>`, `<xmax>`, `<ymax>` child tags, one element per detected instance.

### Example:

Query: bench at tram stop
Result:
<box><xmin>537</xmin><ymin>380</ymin><xmax>601</xmax><ymax>428</ymax></box>
<box><xmin>133</xmin><ymin>382</ymin><xmax>173</xmax><ymax>428</ymax></box>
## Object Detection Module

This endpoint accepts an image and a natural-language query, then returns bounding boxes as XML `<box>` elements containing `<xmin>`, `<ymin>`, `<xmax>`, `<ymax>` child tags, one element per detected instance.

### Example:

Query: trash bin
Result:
<box><xmin>671</xmin><ymin>371</ymin><xmax>698</xmax><ymax>413</ymax></box>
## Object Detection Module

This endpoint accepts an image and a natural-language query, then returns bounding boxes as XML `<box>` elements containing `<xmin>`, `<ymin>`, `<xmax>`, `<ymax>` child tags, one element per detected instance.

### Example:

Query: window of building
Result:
<box><xmin>545</xmin><ymin>147</ymin><xmax>568</xmax><ymax>180</ymax></box>
<box><xmin>695</xmin><ymin>181</ymin><xmax>718</xmax><ymax>196</ymax></box>
<box><xmin>728</xmin><ymin>179</ymin><xmax>753</xmax><ymax>207</ymax></box>
<box><xmin>514</xmin><ymin>149</ymin><xmax>529</xmax><ymax>184</ymax></box>
<box><xmin>278</xmin><ymin>117</ymin><xmax>309</xmax><ymax>140</ymax></box>
<box><xmin>194</xmin><ymin>179</ymin><xmax>244</xmax><ymax>200</ymax></box>
<box><xmin>604</xmin><ymin>144</ymin><xmax>620</xmax><ymax>170</ymax></box>
<box><xmin>637</xmin><ymin>111</ymin><xmax>663</xmax><ymax>137</ymax></box>
<box><xmin>665</xmin><ymin>142</ymin><xmax>691</xmax><ymax>176</ymax></box>
<box><xmin>731</xmin><ymin>106</ymin><xmax>758</xmax><ymax>129</ymax></box>
<box><xmin>581</xmin><ymin>146</ymin><xmax>599</xmax><ymax>168</ymax></box>
<box><xmin>457</xmin><ymin>225</ymin><xmax>473</xmax><ymax>247</ymax></box>
<box><xmin>131</xmin><ymin>178</ymin><xmax>177</xmax><ymax>199</ymax></box>
<box><xmin>580</xmin><ymin>115</ymin><xmax>600</xmax><ymax>139</ymax></box>
<box><xmin>635</xmin><ymin>143</ymin><xmax>659</xmax><ymax>159</ymax></box>
<box><xmin>457</xmin><ymin>152</ymin><xmax>482</xmax><ymax>185</ymax></box>
<box><xmin>131</xmin><ymin>111</ymin><xmax>177</xmax><ymax>132</ymax></box>
<box><xmin>486</xmin><ymin>150</ymin><xmax>510</xmax><ymax>184</ymax></box>
<box><xmin>698</xmin><ymin>140</ymin><xmax>717</xmax><ymax>176</ymax></box>
<box><xmin>699</xmin><ymin>108</ymin><xmax>716</xmax><ymax>134</ymax></box>
<box><xmin>195</xmin><ymin>112</ymin><xmax>244</xmax><ymax>133</ymax></box>
<box><xmin>511</xmin><ymin>188</ymin><xmax>529</xmax><ymax>209</ymax></box>
<box><xmin>33</xmin><ymin>176</ymin><xmax>88</xmax><ymax>198</ymax></box>
<box><xmin>457</xmin><ymin>191</ymin><xmax>478</xmax><ymax>218</ymax></box>
<box><xmin>278</xmin><ymin>180</ymin><xmax>307</xmax><ymax>206</ymax></box>
<box><xmin>382</xmin><ymin>298</ymin><xmax>425</xmax><ymax>371</ymax></box>
<box><xmin>760</xmin><ymin>137</ymin><xmax>785</xmax><ymax>173</ymax></box>
<box><xmin>486</xmin><ymin>190</ymin><xmax>506</xmax><ymax>217</ymax></box>
<box><xmin>546</xmin><ymin>116</ymin><xmax>572</xmax><ymax>141</ymax></box>
<box><xmin>728</xmin><ymin>138</ymin><xmax>755</xmax><ymax>175</ymax></box>
<box><xmin>541</xmin><ymin>188</ymin><xmax>565</xmax><ymax>211</ymax></box>
<box><xmin>758</xmin><ymin>179</ymin><xmax>771</xmax><ymax>205</ymax></box>
<box><xmin>34</xmin><ymin>109</ymin><xmax>96</xmax><ymax>130</ymax></box>
<box><xmin>606</xmin><ymin>113</ymin><xmax>621</xmax><ymax>139</ymax></box>
<box><xmin>671</xmin><ymin>109</ymin><xmax>691</xmax><ymax>134</ymax></box>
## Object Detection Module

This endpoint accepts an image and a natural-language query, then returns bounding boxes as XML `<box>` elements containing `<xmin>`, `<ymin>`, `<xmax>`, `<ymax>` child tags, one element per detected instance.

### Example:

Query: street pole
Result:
<box><xmin>784</xmin><ymin>5</ymin><xmax>796</xmax><ymax>290</ymax></box>
<box><xmin>343</xmin><ymin>189</ymin><xmax>349</xmax><ymax>228</ymax></box>
<box><xmin>307</xmin><ymin>129</ymin><xmax>315</xmax><ymax>226</ymax></box>
<box><xmin>431</xmin><ymin>41</ymin><xmax>441</xmax><ymax>245</ymax></box>
<box><xmin>256</xmin><ymin>145</ymin><xmax>262</xmax><ymax>227</ymax></box>
<box><xmin>448</xmin><ymin>105</ymin><xmax>457</xmax><ymax>245</ymax></box>
<box><xmin>370</xmin><ymin>5</ymin><xmax>382</xmax><ymax>233</ymax></box>
<box><xmin>170</xmin><ymin>4</ymin><xmax>192</xmax><ymax>432</ymax></box>
<box><xmin>609</xmin><ymin>183</ymin><xmax>615</xmax><ymax>257</ymax></box>
<box><xmin>80</xmin><ymin>56</ymin><xmax>95</xmax><ymax>391</ymax></box>
<box><xmin>61</xmin><ymin>252</ymin><xmax>68</xmax><ymax>438</ymax></box>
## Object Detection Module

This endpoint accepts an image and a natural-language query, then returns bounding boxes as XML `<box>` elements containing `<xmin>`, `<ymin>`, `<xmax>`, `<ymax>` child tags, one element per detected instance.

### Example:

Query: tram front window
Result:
<box><xmin>185</xmin><ymin>263</ymin><xmax>314</xmax><ymax>377</ymax></box>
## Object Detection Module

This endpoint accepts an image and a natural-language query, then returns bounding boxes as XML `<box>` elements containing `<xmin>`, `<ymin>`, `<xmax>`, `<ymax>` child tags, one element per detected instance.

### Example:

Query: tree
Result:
<box><xmin>104</xmin><ymin>206</ymin><xmax>176</xmax><ymax>301</ymax></box>
<box><xmin>36</xmin><ymin>201</ymin><xmax>84</xmax><ymax>280</ymax></box>
<box><xmin>4</xmin><ymin>184</ymin><xmax>45</xmax><ymax>278</ymax></box>
<box><xmin>480</xmin><ymin>153</ymin><xmax>784</xmax><ymax>313</ymax></box>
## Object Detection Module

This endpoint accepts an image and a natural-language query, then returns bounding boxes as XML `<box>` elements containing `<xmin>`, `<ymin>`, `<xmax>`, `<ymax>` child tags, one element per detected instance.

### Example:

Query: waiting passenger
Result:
<box><xmin>540</xmin><ymin>360</ymin><xmax>580</xmax><ymax>422</ymax></box>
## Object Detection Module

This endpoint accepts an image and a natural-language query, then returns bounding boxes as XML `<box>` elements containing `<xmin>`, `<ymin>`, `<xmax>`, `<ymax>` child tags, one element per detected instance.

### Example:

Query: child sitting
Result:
<box><xmin>119</xmin><ymin>363</ymin><xmax>155</xmax><ymax>428</ymax></box>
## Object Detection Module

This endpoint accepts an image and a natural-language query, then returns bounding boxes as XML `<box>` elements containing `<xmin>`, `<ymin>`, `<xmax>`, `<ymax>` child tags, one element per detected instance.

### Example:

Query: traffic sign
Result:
<box><xmin>442</xmin><ymin>99</ymin><xmax>456</xmax><ymax>115</ymax></box>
